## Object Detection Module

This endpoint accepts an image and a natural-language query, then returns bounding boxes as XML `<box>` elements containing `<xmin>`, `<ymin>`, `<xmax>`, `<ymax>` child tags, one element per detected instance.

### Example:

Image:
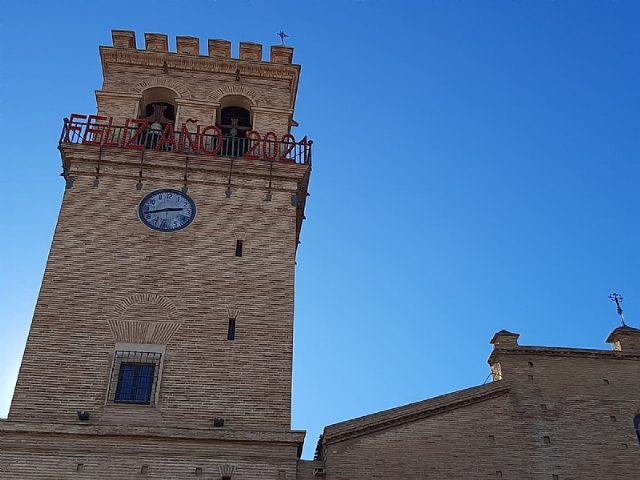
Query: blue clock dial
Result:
<box><xmin>139</xmin><ymin>189</ymin><xmax>196</xmax><ymax>232</ymax></box>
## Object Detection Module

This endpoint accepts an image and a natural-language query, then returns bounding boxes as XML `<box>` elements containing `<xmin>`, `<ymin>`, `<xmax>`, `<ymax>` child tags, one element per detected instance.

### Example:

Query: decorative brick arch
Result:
<box><xmin>135</xmin><ymin>77</ymin><xmax>191</xmax><ymax>98</ymax></box>
<box><xmin>112</xmin><ymin>293</ymin><xmax>179</xmax><ymax>320</ymax></box>
<box><xmin>208</xmin><ymin>84</ymin><xmax>259</xmax><ymax>105</ymax></box>
<box><xmin>109</xmin><ymin>293</ymin><xmax>182</xmax><ymax>344</ymax></box>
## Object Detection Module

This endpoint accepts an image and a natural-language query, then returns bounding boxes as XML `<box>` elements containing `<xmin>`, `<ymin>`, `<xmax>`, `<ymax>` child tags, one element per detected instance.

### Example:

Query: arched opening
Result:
<box><xmin>138</xmin><ymin>87</ymin><xmax>178</xmax><ymax>150</ymax></box>
<box><xmin>634</xmin><ymin>416</ymin><xmax>640</xmax><ymax>444</ymax></box>
<box><xmin>218</xmin><ymin>106</ymin><xmax>252</xmax><ymax>138</ymax></box>
<box><xmin>141</xmin><ymin>102</ymin><xmax>176</xmax><ymax>124</ymax></box>
<box><xmin>216</xmin><ymin>95</ymin><xmax>253</xmax><ymax>157</ymax></box>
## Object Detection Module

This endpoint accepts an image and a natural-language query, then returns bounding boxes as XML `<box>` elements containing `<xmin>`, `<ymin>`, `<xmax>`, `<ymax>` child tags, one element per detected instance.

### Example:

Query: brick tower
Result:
<box><xmin>2</xmin><ymin>31</ymin><xmax>311</xmax><ymax>479</ymax></box>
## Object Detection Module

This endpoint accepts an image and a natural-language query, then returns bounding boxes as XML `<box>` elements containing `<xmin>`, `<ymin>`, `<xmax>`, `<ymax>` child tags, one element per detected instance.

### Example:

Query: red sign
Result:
<box><xmin>63</xmin><ymin>114</ymin><xmax>310</xmax><ymax>164</ymax></box>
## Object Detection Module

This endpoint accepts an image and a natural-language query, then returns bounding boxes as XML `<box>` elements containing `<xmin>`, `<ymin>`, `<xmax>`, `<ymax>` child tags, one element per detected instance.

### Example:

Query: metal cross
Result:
<box><xmin>609</xmin><ymin>292</ymin><xmax>626</xmax><ymax>326</ymax></box>
<box><xmin>277</xmin><ymin>31</ymin><xmax>289</xmax><ymax>45</ymax></box>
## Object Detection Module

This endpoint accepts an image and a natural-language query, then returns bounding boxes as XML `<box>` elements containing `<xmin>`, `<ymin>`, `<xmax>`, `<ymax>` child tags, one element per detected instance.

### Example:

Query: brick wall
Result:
<box><xmin>0</xmin><ymin>425</ymin><xmax>303</xmax><ymax>479</ymax></box>
<box><xmin>10</xmin><ymin>155</ymin><xmax>305</xmax><ymax>431</ymax></box>
<box><xmin>317</xmin><ymin>334</ymin><xmax>640</xmax><ymax>480</ymax></box>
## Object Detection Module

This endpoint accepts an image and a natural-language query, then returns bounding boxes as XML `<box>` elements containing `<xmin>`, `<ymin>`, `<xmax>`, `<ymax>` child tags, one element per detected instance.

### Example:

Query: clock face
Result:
<box><xmin>138</xmin><ymin>189</ymin><xmax>196</xmax><ymax>232</ymax></box>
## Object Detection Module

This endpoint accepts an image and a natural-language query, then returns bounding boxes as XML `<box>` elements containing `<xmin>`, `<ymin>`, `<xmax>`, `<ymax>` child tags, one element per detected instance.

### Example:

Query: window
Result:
<box><xmin>137</xmin><ymin>87</ymin><xmax>177</xmax><ymax>151</ymax></box>
<box><xmin>634</xmin><ymin>416</ymin><xmax>640</xmax><ymax>444</ymax></box>
<box><xmin>107</xmin><ymin>347</ymin><xmax>163</xmax><ymax>405</ymax></box>
<box><xmin>217</xmin><ymin>105</ymin><xmax>252</xmax><ymax>157</ymax></box>
<box><xmin>139</xmin><ymin>102</ymin><xmax>175</xmax><ymax>151</ymax></box>
<box><xmin>115</xmin><ymin>362</ymin><xmax>155</xmax><ymax>403</ymax></box>
<box><xmin>235</xmin><ymin>239</ymin><xmax>243</xmax><ymax>257</ymax></box>
<box><xmin>218</xmin><ymin>106</ymin><xmax>252</xmax><ymax>137</ymax></box>
<box><xmin>227</xmin><ymin>319</ymin><xmax>236</xmax><ymax>341</ymax></box>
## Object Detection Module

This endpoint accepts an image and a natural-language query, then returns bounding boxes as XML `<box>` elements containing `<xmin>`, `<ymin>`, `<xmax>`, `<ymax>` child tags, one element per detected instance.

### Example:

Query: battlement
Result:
<box><xmin>111</xmin><ymin>30</ymin><xmax>294</xmax><ymax>65</ymax></box>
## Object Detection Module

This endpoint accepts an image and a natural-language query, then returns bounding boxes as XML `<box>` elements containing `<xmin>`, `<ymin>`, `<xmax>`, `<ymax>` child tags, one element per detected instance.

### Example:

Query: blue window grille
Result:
<box><xmin>108</xmin><ymin>351</ymin><xmax>161</xmax><ymax>405</ymax></box>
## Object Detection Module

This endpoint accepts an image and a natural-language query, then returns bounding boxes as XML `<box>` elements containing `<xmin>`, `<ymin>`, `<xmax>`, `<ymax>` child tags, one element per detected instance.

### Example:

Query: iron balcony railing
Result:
<box><xmin>60</xmin><ymin>118</ymin><xmax>312</xmax><ymax>165</ymax></box>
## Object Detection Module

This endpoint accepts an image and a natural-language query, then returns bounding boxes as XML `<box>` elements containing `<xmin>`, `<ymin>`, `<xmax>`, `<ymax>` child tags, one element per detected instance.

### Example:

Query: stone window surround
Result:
<box><xmin>105</xmin><ymin>343</ymin><xmax>166</xmax><ymax>407</ymax></box>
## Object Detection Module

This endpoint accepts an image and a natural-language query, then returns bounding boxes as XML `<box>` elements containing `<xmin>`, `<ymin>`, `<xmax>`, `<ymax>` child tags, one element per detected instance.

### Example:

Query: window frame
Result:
<box><xmin>106</xmin><ymin>343</ymin><xmax>165</xmax><ymax>407</ymax></box>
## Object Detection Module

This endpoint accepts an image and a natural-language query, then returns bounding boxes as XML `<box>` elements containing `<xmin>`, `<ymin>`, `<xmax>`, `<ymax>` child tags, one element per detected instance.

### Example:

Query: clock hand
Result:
<box><xmin>145</xmin><ymin>207</ymin><xmax>185</xmax><ymax>214</ymax></box>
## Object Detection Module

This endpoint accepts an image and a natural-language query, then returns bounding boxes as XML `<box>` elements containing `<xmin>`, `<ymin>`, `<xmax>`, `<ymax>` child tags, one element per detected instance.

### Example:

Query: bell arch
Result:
<box><xmin>139</xmin><ymin>87</ymin><xmax>178</xmax><ymax>124</ymax></box>
<box><xmin>216</xmin><ymin>94</ymin><xmax>254</xmax><ymax>128</ymax></box>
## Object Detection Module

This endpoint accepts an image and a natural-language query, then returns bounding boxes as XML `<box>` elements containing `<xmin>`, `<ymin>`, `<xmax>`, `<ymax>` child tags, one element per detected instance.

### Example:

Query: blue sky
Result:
<box><xmin>1</xmin><ymin>0</ymin><xmax>638</xmax><ymax>459</ymax></box>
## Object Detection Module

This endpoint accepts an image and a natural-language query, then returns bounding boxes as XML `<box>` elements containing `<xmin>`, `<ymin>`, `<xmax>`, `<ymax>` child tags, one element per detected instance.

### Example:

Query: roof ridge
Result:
<box><xmin>323</xmin><ymin>381</ymin><xmax>511</xmax><ymax>444</ymax></box>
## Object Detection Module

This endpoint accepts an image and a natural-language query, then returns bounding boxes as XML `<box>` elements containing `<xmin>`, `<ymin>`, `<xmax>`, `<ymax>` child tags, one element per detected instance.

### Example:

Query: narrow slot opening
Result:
<box><xmin>235</xmin><ymin>240</ymin><xmax>243</xmax><ymax>257</ymax></box>
<box><xmin>227</xmin><ymin>318</ymin><xmax>236</xmax><ymax>340</ymax></box>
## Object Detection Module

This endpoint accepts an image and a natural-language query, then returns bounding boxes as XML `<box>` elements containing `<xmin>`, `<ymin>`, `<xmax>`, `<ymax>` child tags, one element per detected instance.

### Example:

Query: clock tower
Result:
<box><xmin>2</xmin><ymin>31</ymin><xmax>311</xmax><ymax>479</ymax></box>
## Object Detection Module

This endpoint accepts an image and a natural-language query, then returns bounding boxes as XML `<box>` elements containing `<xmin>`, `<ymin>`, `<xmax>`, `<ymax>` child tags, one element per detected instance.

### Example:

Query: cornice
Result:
<box><xmin>100</xmin><ymin>47</ymin><xmax>300</xmax><ymax>107</ymax></box>
<box><xmin>95</xmin><ymin>91</ymin><xmax>142</xmax><ymax>100</ymax></box>
<box><xmin>251</xmin><ymin>106</ymin><xmax>294</xmax><ymax>115</ymax></box>
<box><xmin>323</xmin><ymin>382</ymin><xmax>511</xmax><ymax>445</ymax></box>
<box><xmin>0</xmin><ymin>420</ymin><xmax>305</xmax><ymax>445</ymax></box>
<box><xmin>488</xmin><ymin>345</ymin><xmax>640</xmax><ymax>364</ymax></box>
<box><xmin>58</xmin><ymin>143</ymin><xmax>309</xmax><ymax>188</ymax></box>
<box><xmin>100</xmin><ymin>47</ymin><xmax>300</xmax><ymax>82</ymax></box>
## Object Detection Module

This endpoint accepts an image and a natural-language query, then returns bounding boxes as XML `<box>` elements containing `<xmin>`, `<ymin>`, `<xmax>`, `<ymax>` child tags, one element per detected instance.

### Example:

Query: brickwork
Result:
<box><xmin>0</xmin><ymin>423</ymin><xmax>303</xmax><ymax>479</ymax></box>
<box><xmin>1</xmin><ymin>30</ymin><xmax>309</xmax><ymax>479</ymax></box>
<box><xmin>315</xmin><ymin>331</ymin><xmax>640</xmax><ymax>480</ymax></box>
<box><xmin>9</xmin><ymin>172</ymin><xmax>303</xmax><ymax>429</ymax></box>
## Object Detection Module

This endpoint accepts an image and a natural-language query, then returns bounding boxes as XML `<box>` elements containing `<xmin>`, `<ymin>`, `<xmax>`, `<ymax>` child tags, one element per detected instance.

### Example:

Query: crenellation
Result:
<box><xmin>176</xmin><ymin>36</ymin><xmax>200</xmax><ymax>55</ymax></box>
<box><xmin>239</xmin><ymin>42</ymin><xmax>263</xmax><ymax>61</ymax></box>
<box><xmin>144</xmin><ymin>33</ymin><xmax>169</xmax><ymax>52</ymax></box>
<box><xmin>270</xmin><ymin>45</ymin><xmax>294</xmax><ymax>64</ymax></box>
<box><xmin>208</xmin><ymin>39</ymin><xmax>232</xmax><ymax>59</ymax></box>
<box><xmin>108</xmin><ymin>31</ymin><xmax>297</xmax><ymax>73</ymax></box>
<box><xmin>112</xmin><ymin>30</ymin><xmax>136</xmax><ymax>49</ymax></box>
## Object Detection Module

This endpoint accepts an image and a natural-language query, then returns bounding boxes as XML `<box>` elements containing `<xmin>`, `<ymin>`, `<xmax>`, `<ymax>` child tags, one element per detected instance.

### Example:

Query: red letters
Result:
<box><xmin>178</xmin><ymin>123</ymin><xmax>200</xmax><ymax>154</ymax></box>
<box><xmin>199</xmin><ymin>125</ymin><xmax>222</xmax><ymax>155</ymax></box>
<box><xmin>262</xmin><ymin>131</ymin><xmax>279</xmax><ymax>161</ymax></box>
<box><xmin>63</xmin><ymin>114</ymin><xmax>309</xmax><ymax>164</ymax></box>
<box><xmin>82</xmin><ymin>115</ymin><xmax>108</xmax><ymax>145</ymax></box>
<box><xmin>65</xmin><ymin>114</ymin><xmax>87</xmax><ymax>142</ymax></box>
<box><xmin>243</xmin><ymin>131</ymin><xmax>262</xmax><ymax>160</ymax></box>
<box><xmin>102</xmin><ymin>117</ymin><xmax>121</xmax><ymax>147</ymax></box>
<box><xmin>156</xmin><ymin>123</ymin><xmax>177</xmax><ymax>151</ymax></box>
<box><xmin>279</xmin><ymin>133</ymin><xmax>296</xmax><ymax>162</ymax></box>
<box><xmin>124</xmin><ymin>119</ymin><xmax>148</xmax><ymax>150</ymax></box>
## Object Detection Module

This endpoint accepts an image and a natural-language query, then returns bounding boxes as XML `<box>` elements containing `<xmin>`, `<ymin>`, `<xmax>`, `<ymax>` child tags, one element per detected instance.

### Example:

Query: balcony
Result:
<box><xmin>60</xmin><ymin>116</ymin><xmax>312</xmax><ymax>165</ymax></box>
